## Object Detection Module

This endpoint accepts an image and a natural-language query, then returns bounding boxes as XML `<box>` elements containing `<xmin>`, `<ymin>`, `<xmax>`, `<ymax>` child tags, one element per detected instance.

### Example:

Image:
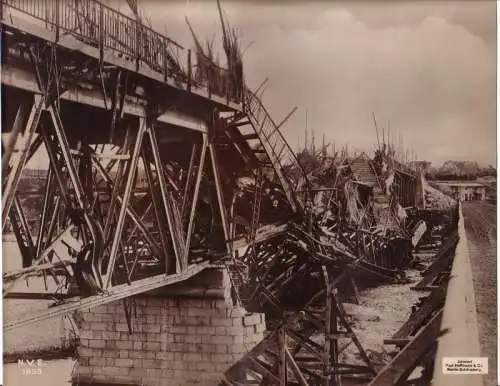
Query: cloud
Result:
<box><xmin>116</xmin><ymin>1</ymin><xmax>498</xmax><ymax>166</ymax></box>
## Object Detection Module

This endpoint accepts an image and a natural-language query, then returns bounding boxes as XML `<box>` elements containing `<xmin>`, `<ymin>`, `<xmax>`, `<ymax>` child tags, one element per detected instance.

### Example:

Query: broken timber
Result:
<box><xmin>412</xmin><ymin>232</ymin><xmax>459</xmax><ymax>291</ymax></box>
<box><xmin>222</xmin><ymin>266</ymin><xmax>376</xmax><ymax>386</ymax></box>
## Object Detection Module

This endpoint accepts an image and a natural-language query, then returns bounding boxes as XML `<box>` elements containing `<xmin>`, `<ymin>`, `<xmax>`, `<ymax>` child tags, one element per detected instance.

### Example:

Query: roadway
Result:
<box><xmin>462</xmin><ymin>201</ymin><xmax>497</xmax><ymax>386</ymax></box>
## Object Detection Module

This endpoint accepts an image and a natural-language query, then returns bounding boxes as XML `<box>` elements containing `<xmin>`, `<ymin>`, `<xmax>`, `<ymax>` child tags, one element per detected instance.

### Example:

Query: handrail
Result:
<box><xmin>244</xmin><ymin>88</ymin><xmax>310</xmax><ymax>213</ymax></box>
<box><xmin>1</xmin><ymin>0</ymin><xmax>242</xmax><ymax>104</ymax></box>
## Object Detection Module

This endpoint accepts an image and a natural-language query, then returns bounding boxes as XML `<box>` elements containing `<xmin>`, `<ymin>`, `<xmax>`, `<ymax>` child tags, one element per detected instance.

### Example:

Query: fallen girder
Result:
<box><xmin>375</xmin><ymin>206</ymin><xmax>459</xmax><ymax>385</ymax></box>
<box><xmin>4</xmin><ymin>262</ymin><xmax>209</xmax><ymax>331</ymax></box>
<box><xmin>221</xmin><ymin>220</ymin><xmax>388</xmax><ymax>385</ymax></box>
<box><xmin>222</xmin><ymin>198</ymin><xmax>459</xmax><ymax>385</ymax></box>
<box><xmin>222</xmin><ymin>266</ymin><xmax>376</xmax><ymax>386</ymax></box>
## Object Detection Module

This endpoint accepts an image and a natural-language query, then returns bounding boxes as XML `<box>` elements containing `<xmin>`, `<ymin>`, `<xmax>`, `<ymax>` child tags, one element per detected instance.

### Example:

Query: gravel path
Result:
<box><xmin>463</xmin><ymin>202</ymin><xmax>497</xmax><ymax>386</ymax></box>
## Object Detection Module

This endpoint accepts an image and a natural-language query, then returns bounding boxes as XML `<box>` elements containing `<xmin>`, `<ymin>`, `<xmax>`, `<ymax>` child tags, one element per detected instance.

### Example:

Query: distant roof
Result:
<box><xmin>435</xmin><ymin>181</ymin><xmax>486</xmax><ymax>187</ymax></box>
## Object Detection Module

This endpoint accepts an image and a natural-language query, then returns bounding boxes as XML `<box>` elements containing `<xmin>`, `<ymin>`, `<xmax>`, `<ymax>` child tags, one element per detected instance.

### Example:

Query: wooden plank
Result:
<box><xmin>367</xmin><ymin>310</ymin><xmax>444</xmax><ymax>386</ymax></box>
<box><xmin>285</xmin><ymin>347</ymin><xmax>310</xmax><ymax>386</ymax></box>
<box><xmin>413</xmin><ymin>251</ymin><xmax>455</xmax><ymax>290</ymax></box>
<box><xmin>421</xmin><ymin>239</ymin><xmax>457</xmax><ymax>277</ymax></box>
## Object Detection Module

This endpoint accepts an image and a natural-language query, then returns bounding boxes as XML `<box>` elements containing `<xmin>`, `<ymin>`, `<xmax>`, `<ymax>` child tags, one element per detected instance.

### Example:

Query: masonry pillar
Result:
<box><xmin>72</xmin><ymin>268</ymin><xmax>266</xmax><ymax>386</ymax></box>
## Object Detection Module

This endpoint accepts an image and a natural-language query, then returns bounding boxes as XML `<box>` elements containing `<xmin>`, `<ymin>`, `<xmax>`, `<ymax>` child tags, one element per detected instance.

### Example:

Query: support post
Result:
<box><xmin>55</xmin><ymin>0</ymin><xmax>60</xmax><ymax>42</ymax></box>
<box><xmin>183</xmin><ymin>135</ymin><xmax>208</xmax><ymax>264</ymax></box>
<box><xmin>34</xmin><ymin>168</ymin><xmax>54</xmax><ymax>261</ymax></box>
<box><xmin>102</xmin><ymin>124</ymin><xmax>133</xmax><ymax>240</ymax></box>
<box><xmin>40</xmin><ymin>125</ymin><xmax>69</xmax><ymax>204</ymax></box>
<box><xmin>2</xmin><ymin>101</ymin><xmax>29</xmax><ymax>176</ymax></box>
<box><xmin>141</xmin><ymin>148</ymin><xmax>170</xmax><ymax>272</ymax></box>
<box><xmin>187</xmin><ymin>49</ymin><xmax>192</xmax><ymax>92</ymax></box>
<box><xmin>279</xmin><ymin>326</ymin><xmax>287</xmax><ymax>385</ymax></box>
<box><xmin>146</xmin><ymin>120</ymin><xmax>184</xmax><ymax>272</ymax></box>
<box><xmin>11</xmin><ymin>196</ymin><xmax>36</xmax><ymax>268</ymax></box>
<box><xmin>163</xmin><ymin>37</ymin><xmax>168</xmax><ymax>82</ymax></box>
<box><xmin>181</xmin><ymin>143</ymin><xmax>199</xmax><ymax>224</ymax></box>
<box><xmin>99</xmin><ymin>2</ymin><xmax>104</xmax><ymax>64</ymax></box>
<box><xmin>208</xmin><ymin>142</ymin><xmax>230</xmax><ymax>252</ymax></box>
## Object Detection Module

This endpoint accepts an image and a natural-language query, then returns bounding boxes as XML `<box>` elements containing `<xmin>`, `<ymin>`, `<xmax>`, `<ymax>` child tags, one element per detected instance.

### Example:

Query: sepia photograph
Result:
<box><xmin>0</xmin><ymin>0</ymin><xmax>497</xmax><ymax>385</ymax></box>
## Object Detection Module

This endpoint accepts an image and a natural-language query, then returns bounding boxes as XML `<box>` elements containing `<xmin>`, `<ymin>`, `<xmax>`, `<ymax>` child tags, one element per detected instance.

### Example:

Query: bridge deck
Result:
<box><xmin>1</xmin><ymin>0</ymin><xmax>242</xmax><ymax>112</ymax></box>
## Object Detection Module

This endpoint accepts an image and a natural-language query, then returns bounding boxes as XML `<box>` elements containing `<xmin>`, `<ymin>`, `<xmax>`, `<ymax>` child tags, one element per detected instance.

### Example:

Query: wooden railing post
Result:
<box><xmin>135</xmin><ymin>19</ymin><xmax>140</xmax><ymax>71</ymax></box>
<box><xmin>99</xmin><ymin>2</ymin><xmax>104</xmax><ymax>63</ymax></box>
<box><xmin>55</xmin><ymin>0</ymin><xmax>60</xmax><ymax>42</ymax></box>
<box><xmin>226</xmin><ymin>71</ymin><xmax>230</xmax><ymax>105</ymax></box>
<box><xmin>187</xmin><ymin>49</ymin><xmax>192</xmax><ymax>92</ymax></box>
<box><xmin>163</xmin><ymin>36</ymin><xmax>168</xmax><ymax>82</ymax></box>
<box><xmin>207</xmin><ymin>61</ymin><xmax>212</xmax><ymax>98</ymax></box>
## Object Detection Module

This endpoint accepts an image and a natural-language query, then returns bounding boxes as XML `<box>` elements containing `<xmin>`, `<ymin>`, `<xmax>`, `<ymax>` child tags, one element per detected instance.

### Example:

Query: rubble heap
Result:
<box><xmin>423</xmin><ymin>180</ymin><xmax>457</xmax><ymax>210</ymax></box>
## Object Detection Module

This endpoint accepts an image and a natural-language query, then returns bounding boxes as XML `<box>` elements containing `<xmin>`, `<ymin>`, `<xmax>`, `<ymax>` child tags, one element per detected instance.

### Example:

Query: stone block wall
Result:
<box><xmin>72</xmin><ymin>295</ymin><xmax>265</xmax><ymax>386</ymax></box>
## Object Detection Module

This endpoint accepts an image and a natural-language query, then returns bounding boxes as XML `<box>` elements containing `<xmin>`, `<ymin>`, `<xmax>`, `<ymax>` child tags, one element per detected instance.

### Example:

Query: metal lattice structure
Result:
<box><xmin>1</xmin><ymin>0</ymin><xmax>307</xmax><ymax>330</ymax></box>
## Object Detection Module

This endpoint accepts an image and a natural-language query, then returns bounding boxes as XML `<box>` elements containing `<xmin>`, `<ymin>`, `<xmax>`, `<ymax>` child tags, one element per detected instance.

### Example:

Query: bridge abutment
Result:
<box><xmin>72</xmin><ymin>268</ymin><xmax>265</xmax><ymax>386</ymax></box>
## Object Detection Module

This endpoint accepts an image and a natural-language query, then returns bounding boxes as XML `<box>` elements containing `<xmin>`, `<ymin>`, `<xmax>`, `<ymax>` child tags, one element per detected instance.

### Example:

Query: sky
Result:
<box><xmin>15</xmin><ymin>0</ymin><xmax>496</xmax><ymax>169</ymax></box>
<box><xmin>113</xmin><ymin>0</ymin><xmax>497</xmax><ymax>168</ymax></box>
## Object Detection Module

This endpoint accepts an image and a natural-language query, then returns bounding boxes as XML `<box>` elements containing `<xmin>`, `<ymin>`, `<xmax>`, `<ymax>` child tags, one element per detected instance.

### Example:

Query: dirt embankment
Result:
<box><xmin>462</xmin><ymin>202</ymin><xmax>497</xmax><ymax>386</ymax></box>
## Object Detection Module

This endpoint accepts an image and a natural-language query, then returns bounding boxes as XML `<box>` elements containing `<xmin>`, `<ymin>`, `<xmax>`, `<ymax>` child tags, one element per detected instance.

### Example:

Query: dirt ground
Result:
<box><xmin>463</xmin><ymin>201</ymin><xmax>497</xmax><ymax>386</ymax></box>
<box><xmin>342</xmin><ymin>253</ymin><xmax>436</xmax><ymax>377</ymax></box>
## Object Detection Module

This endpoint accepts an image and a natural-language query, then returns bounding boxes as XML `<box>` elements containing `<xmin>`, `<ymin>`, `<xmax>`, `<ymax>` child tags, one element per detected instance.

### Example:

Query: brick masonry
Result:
<box><xmin>72</xmin><ymin>270</ymin><xmax>265</xmax><ymax>386</ymax></box>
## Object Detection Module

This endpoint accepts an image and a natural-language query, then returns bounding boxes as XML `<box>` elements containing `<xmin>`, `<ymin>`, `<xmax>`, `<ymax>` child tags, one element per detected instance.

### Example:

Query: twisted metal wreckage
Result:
<box><xmin>1</xmin><ymin>0</ymin><xmax>459</xmax><ymax>384</ymax></box>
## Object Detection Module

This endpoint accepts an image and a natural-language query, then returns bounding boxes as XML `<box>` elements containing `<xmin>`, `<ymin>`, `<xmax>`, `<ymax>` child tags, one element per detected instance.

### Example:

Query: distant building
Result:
<box><xmin>435</xmin><ymin>181</ymin><xmax>487</xmax><ymax>201</ymax></box>
<box><xmin>23</xmin><ymin>169</ymin><xmax>48</xmax><ymax>179</ymax></box>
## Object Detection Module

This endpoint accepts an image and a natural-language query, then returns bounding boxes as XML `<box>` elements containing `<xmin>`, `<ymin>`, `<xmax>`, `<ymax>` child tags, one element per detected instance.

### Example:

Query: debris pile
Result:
<box><xmin>423</xmin><ymin>180</ymin><xmax>457</xmax><ymax>210</ymax></box>
<box><xmin>222</xmin><ymin>118</ymin><xmax>460</xmax><ymax>385</ymax></box>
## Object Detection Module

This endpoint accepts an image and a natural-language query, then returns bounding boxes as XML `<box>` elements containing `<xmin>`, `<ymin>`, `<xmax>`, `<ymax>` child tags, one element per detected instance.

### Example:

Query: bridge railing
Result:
<box><xmin>1</xmin><ymin>0</ymin><xmax>242</xmax><ymax>104</ymax></box>
<box><xmin>245</xmin><ymin>88</ymin><xmax>309</xmax><ymax>213</ymax></box>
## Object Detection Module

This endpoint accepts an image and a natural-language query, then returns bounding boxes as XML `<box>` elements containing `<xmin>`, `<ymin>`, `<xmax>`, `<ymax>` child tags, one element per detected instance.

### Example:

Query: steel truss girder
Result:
<box><xmin>2</xmin><ymin>97</ymin><xmax>234</xmax><ymax>331</ymax></box>
<box><xmin>48</xmin><ymin>103</ymin><xmax>105</xmax><ymax>288</ymax></box>
<box><xmin>91</xmin><ymin>157</ymin><xmax>164</xmax><ymax>261</ymax></box>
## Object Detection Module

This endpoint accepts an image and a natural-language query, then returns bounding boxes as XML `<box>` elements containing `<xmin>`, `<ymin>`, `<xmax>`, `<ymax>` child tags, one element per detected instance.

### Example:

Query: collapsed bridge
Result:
<box><xmin>1</xmin><ymin>1</ymin><xmax>477</xmax><ymax>386</ymax></box>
